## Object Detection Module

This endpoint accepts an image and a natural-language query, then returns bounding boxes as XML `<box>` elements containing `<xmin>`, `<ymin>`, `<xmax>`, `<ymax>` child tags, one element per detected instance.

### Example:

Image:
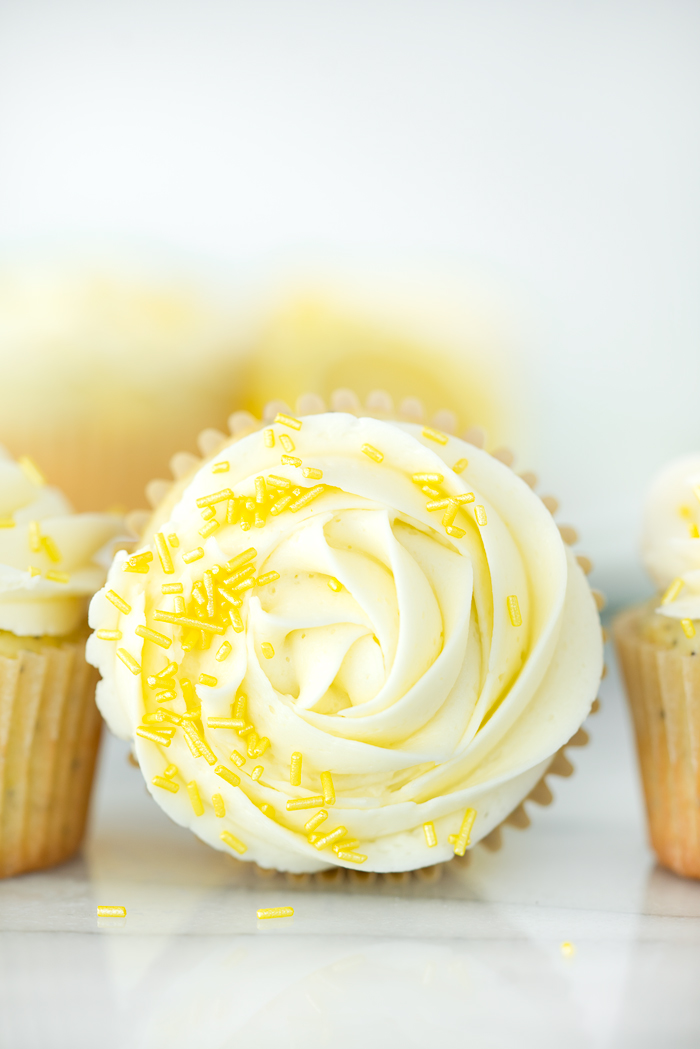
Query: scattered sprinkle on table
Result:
<box><xmin>257</xmin><ymin>906</ymin><xmax>294</xmax><ymax>920</ymax></box>
<box><xmin>561</xmin><ymin>941</ymin><xmax>575</xmax><ymax>957</ymax></box>
<box><xmin>97</xmin><ymin>906</ymin><xmax>126</xmax><ymax>918</ymax></box>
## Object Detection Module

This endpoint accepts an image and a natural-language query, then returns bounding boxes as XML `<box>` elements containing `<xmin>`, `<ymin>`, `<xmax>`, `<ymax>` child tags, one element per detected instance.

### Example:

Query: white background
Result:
<box><xmin>1</xmin><ymin>0</ymin><xmax>700</xmax><ymax>603</ymax></box>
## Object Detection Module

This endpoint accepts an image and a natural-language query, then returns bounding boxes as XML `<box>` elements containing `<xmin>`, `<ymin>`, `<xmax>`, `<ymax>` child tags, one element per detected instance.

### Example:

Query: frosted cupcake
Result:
<box><xmin>614</xmin><ymin>454</ymin><xmax>700</xmax><ymax>878</ymax></box>
<box><xmin>88</xmin><ymin>405</ymin><xmax>603</xmax><ymax>874</ymax></box>
<box><xmin>0</xmin><ymin>449</ymin><xmax>124</xmax><ymax>877</ymax></box>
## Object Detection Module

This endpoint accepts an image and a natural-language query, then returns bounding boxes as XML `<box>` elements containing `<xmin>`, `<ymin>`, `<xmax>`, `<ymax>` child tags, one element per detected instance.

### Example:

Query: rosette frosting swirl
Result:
<box><xmin>89</xmin><ymin>413</ymin><xmax>602</xmax><ymax>872</ymax></box>
<box><xmin>642</xmin><ymin>454</ymin><xmax>700</xmax><ymax>623</ymax></box>
<box><xmin>0</xmin><ymin>447</ymin><xmax>125</xmax><ymax>636</ymax></box>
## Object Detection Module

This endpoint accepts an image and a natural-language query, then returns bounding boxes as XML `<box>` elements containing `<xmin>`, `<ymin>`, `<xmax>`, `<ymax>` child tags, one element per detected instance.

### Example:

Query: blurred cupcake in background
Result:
<box><xmin>0</xmin><ymin>447</ymin><xmax>124</xmax><ymax>877</ymax></box>
<box><xmin>614</xmin><ymin>454</ymin><xmax>700</xmax><ymax>878</ymax></box>
<box><xmin>240</xmin><ymin>272</ymin><xmax>525</xmax><ymax>457</ymax></box>
<box><xmin>0</xmin><ymin>267</ymin><xmax>250</xmax><ymax>513</ymax></box>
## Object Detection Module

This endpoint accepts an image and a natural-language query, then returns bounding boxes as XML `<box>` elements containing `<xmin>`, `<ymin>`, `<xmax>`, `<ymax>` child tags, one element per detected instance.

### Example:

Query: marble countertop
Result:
<box><xmin>1</xmin><ymin>655</ymin><xmax>699</xmax><ymax>1049</ymax></box>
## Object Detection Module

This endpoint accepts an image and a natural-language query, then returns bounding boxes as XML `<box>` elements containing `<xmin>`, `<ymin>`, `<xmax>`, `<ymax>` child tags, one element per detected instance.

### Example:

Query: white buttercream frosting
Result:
<box><xmin>0</xmin><ymin>447</ymin><xmax>125</xmax><ymax>636</ymax></box>
<box><xmin>642</xmin><ymin>454</ymin><xmax>700</xmax><ymax>621</ymax></box>
<box><xmin>88</xmin><ymin>414</ymin><xmax>602</xmax><ymax>872</ymax></box>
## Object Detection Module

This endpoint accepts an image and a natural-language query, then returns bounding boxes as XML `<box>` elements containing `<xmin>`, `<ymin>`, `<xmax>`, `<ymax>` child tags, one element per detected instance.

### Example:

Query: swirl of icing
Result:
<box><xmin>0</xmin><ymin>447</ymin><xmax>125</xmax><ymax>637</ymax></box>
<box><xmin>642</xmin><ymin>454</ymin><xmax>700</xmax><ymax>622</ymax></box>
<box><xmin>88</xmin><ymin>413</ymin><xmax>602</xmax><ymax>873</ymax></box>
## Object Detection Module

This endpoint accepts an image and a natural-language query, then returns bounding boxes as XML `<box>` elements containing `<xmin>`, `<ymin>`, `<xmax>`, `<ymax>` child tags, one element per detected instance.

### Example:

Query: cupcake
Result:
<box><xmin>0</xmin><ymin>448</ymin><xmax>124</xmax><ymax>877</ymax></box>
<box><xmin>614</xmin><ymin>454</ymin><xmax>700</xmax><ymax>879</ymax></box>
<box><xmin>88</xmin><ymin>400</ymin><xmax>603</xmax><ymax>874</ymax></box>
<box><xmin>0</xmin><ymin>268</ymin><xmax>248</xmax><ymax>512</ymax></box>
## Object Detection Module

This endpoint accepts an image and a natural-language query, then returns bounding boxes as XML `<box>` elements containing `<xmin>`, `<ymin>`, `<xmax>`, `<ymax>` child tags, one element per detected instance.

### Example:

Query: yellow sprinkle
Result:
<box><xmin>234</xmin><ymin>695</ymin><xmax>246</xmax><ymax>718</ymax></box>
<box><xmin>260</xmin><ymin>803</ymin><xmax>275</xmax><ymax>817</ymax></box>
<box><xmin>97</xmin><ymin>906</ymin><xmax>126</xmax><ymax>918</ymax></box>
<box><xmin>561</xmin><ymin>941</ymin><xmax>575</xmax><ymax>958</ymax></box>
<box><xmin>212</xmin><ymin>792</ymin><xmax>226</xmax><ymax>817</ymax></box>
<box><xmin>161</xmin><ymin>582</ymin><xmax>183</xmax><ymax>594</ymax></box>
<box><xmin>27</xmin><ymin>566</ymin><xmax>41</xmax><ymax>577</ymax></box>
<box><xmin>106</xmin><ymin>590</ymin><xmax>131</xmax><ymax>615</ymax></box>
<box><xmin>198</xmin><ymin>673</ymin><xmax>218</xmax><ymax>687</ymax></box>
<box><xmin>251</xmin><ymin>765</ymin><xmax>264</xmax><ymax>781</ymax></box>
<box><xmin>152</xmin><ymin>775</ymin><xmax>179</xmax><ymax>793</ymax></box>
<box><xmin>454</xmin><ymin>492</ymin><xmax>475</xmax><ymax>504</ymax></box>
<box><xmin>287</xmin><ymin>795</ymin><xmax>325</xmax><ymax>811</ymax></box>
<box><xmin>117</xmin><ymin>648</ymin><xmax>141</xmax><ymax>675</ymax></box>
<box><xmin>261</xmin><ymin>642</ymin><xmax>275</xmax><ymax>659</ymax></box>
<box><xmin>41</xmin><ymin>535</ymin><xmax>61</xmax><ymax>562</ymax></box>
<box><xmin>229</xmin><ymin>608</ymin><xmax>244</xmax><ymax>633</ymax></box>
<box><xmin>453</xmin><ymin>458</ymin><xmax>468</xmax><ymax>474</ymax></box>
<box><xmin>182</xmin><ymin>547</ymin><xmax>205</xmax><ymax>564</ymax></box>
<box><xmin>257</xmin><ymin>570</ymin><xmax>280</xmax><ymax>587</ymax></box>
<box><xmin>474</xmin><ymin>505</ymin><xmax>488</xmax><ymax>526</ymax></box>
<box><xmin>215</xmin><ymin>764</ymin><xmax>241</xmax><ymax>788</ymax></box>
<box><xmin>257</xmin><ymin>906</ymin><xmax>294</xmax><ymax>919</ymax></box>
<box><xmin>422</xmin><ymin>427</ymin><xmax>448</xmax><ymax>445</ymax></box>
<box><xmin>220</xmin><ymin>830</ymin><xmax>247</xmax><ymax>854</ymax></box>
<box><xmin>327</xmin><ymin>576</ymin><xmax>342</xmax><ymax>592</ymax></box>
<box><xmin>681</xmin><ymin>619</ymin><xmax>696</xmax><ymax>638</ymax></box>
<box><xmin>196</xmin><ymin>488</ymin><xmax>234</xmax><ymax>509</ymax></box>
<box><xmin>336</xmin><ymin>851</ymin><xmax>367</xmax><ymax>864</ymax></box>
<box><xmin>231</xmin><ymin>750</ymin><xmax>246</xmax><ymax>767</ymax></box>
<box><xmin>320</xmin><ymin>771</ymin><xmax>335</xmax><ymax>806</ymax></box>
<box><xmin>453</xmin><ymin>807</ymin><xmax>477</xmax><ymax>856</ymax></box>
<box><xmin>136</xmin><ymin>727</ymin><xmax>171</xmax><ymax>746</ymax></box>
<box><xmin>268</xmin><ymin>475</ymin><xmax>291</xmax><ymax>489</ymax></box>
<box><xmin>423</xmin><ymin>821</ymin><xmax>437</xmax><ymax>847</ymax></box>
<box><xmin>45</xmin><ymin>570</ymin><xmax>70</xmax><ymax>584</ymax></box>
<box><xmin>445</xmin><ymin>525</ymin><xmax>466</xmax><ymax>538</ymax></box>
<box><xmin>199</xmin><ymin>519</ymin><xmax>220</xmax><ymax>538</ymax></box>
<box><xmin>0</xmin><ymin>518</ymin><xmax>15</xmax><ymax>528</ymax></box>
<box><xmin>123</xmin><ymin>558</ymin><xmax>149</xmax><ymax>574</ymax></box>
<box><xmin>249</xmin><ymin>735</ymin><xmax>270</xmax><ymax>758</ymax></box>
<box><xmin>270</xmin><ymin>493</ymin><xmax>294</xmax><ymax>516</ymax></box>
<box><xmin>168</xmin><ymin>533</ymin><xmax>179</xmax><ymax>547</ymax></box>
<box><xmin>279</xmin><ymin>433</ymin><xmax>295</xmax><ymax>453</ymax></box>
<box><xmin>212</xmin><ymin>461</ymin><xmax>230</xmax><ymax>473</ymax></box>
<box><xmin>413</xmin><ymin>473</ymin><xmax>444</xmax><ymax>485</ymax></box>
<box><xmin>215</xmin><ymin>641</ymin><xmax>232</xmax><ymax>662</ymax></box>
<box><xmin>155</xmin><ymin>532</ymin><xmax>174</xmax><ymax>574</ymax></box>
<box><xmin>507</xmin><ymin>595</ymin><xmax>522</xmax><ymax>627</ymax></box>
<box><xmin>264</xmin><ymin>428</ymin><xmax>275</xmax><ymax>448</ymax></box>
<box><xmin>662</xmin><ymin>578</ymin><xmax>685</xmax><ymax>605</ymax></box>
<box><xmin>289</xmin><ymin>485</ymin><xmax>325</xmax><ymax>512</ymax></box>
<box><xmin>28</xmin><ymin>520</ymin><xmax>42</xmax><ymax>553</ymax></box>
<box><xmin>289</xmin><ymin>752</ymin><xmax>303</xmax><ymax>786</ymax></box>
<box><xmin>442</xmin><ymin>502</ymin><xmax>458</xmax><ymax>528</ymax></box>
<box><xmin>313</xmin><ymin>826</ymin><xmax>347</xmax><ymax>850</ymax></box>
<box><xmin>135</xmin><ymin>625</ymin><xmax>172</xmax><ymax>649</ymax></box>
<box><xmin>281</xmin><ymin>454</ymin><xmax>302</xmax><ymax>467</ymax></box>
<box><xmin>304</xmin><ymin>810</ymin><xmax>328</xmax><ymax>833</ymax></box>
<box><xmin>153</xmin><ymin>661</ymin><xmax>177</xmax><ymax>681</ymax></box>
<box><xmin>227</xmin><ymin>547</ymin><xmax>257</xmax><ymax>571</ymax></box>
<box><xmin>333</xmin><ymin>838</ymin><xmax>359</xmax><ymax>854</ymax></box>
<box><xmin>154</xmin><ymin>611</ymin><xmax>224</xmax><ymax>634</ymax></box>
<box><xmin>361</xmin><ymin>443</ymin><xmax>383</xmax><ymax>463</ymax></box>
<box><xmin>426</xmin><ymin>499</ymin><xmax>450</xmax><ymax>511</ymax></box>
<box><xmin>96</xmin><ymin>629</ymin><xmax>122</xmax><ymax>640</ymax></box>
<box><xmin>163</xmin><ymin>764</ymin><xmax>178</xmax><ymax>777</ymax></box>
<box><xmin>18</xmin><ymin>456</ymin><xmax>46</xmax><ymax>487</ymax></box>
<box><xmin>302</xmin><ymin>467</ymin><xmax>323</xmax><ymax>480</ymax></box>
<box><xmin>690</xmin><ymin>523</ymin><xmax>700</xmax><ymax>539</ymax></box>
<box><xmin>187</xmin><ymin>781</ymin><xmax>204</xmax><ymax>816</ymax></box>
<box><xmin>274</xmin><ymin>413</ymin><xmax>302</xmax><ymax>430</ymax></box>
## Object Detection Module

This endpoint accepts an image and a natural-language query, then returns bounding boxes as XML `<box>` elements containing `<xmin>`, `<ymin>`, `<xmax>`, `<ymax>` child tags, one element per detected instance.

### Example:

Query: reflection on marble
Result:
<box><xmin>1</xmin><ymin>659</ymin><xmax>699</xmax><ymax>1048</ymax></box>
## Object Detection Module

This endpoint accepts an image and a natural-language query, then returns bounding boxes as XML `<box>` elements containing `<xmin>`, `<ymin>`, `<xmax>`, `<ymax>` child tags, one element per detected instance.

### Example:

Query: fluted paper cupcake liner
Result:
<box><xmin>614</xmin><ymin>608</ymin><xmax>700</xmax><ymax>879</ymax></box>
<box><xmin>123</xmin><ymin>387</ymin><xmax>601</xmax><ymax>883</ymax></box>
<box><xmin>0</xmin><ymin>634</ymin><xmax>101</xmax><ymax>878</ymax></box>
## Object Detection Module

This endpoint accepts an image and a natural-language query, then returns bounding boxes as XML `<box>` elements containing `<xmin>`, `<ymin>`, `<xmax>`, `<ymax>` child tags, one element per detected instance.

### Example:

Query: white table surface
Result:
<box><xmin>1</xmin><ymin>652</ymin><xmax>699</xmax><ymax>1049</ymax></box>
